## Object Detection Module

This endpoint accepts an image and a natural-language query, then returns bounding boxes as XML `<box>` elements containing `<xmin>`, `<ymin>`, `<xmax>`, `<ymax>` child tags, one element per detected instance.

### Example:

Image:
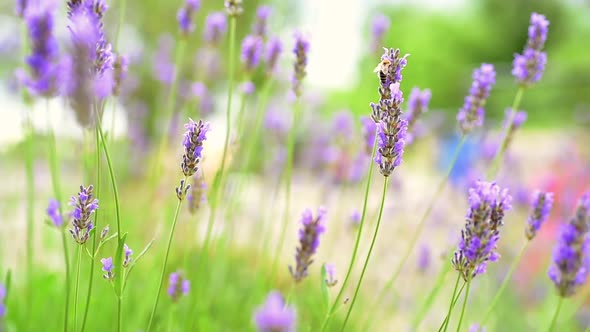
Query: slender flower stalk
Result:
<box><xmin>456</xmin><ymin>276</ymin><xmax>472</xmax><ymax>332</ymax></box>
<box><xmin>548</xmin><ymin>298</ymin><xmax>564</xmax><ymax>332</ymax></box>
<box><xmin>270</xmin><ymin>32</ymin><xmax>310</xmax><ymax>282</ymax></box>
<box><xmin>147</xmin><ymin>118</ymin><xmax>209</xmax><ymax>332</ymax></box>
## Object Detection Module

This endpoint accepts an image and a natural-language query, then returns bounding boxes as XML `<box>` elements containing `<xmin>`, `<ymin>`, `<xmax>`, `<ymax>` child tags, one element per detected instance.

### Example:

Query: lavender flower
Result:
<box><xmin>153</xmin><ymin>35</ymin><xmax>174</xmax><ymax>85</ymax></box>
<box><xmin>203</xmin><ymin>12</ymin><xmax>227</xmax><ymax>46</ymax></box>
<box><xmin>0</xmin><ymin>283</ymin><xmax>6</xmax><ymax>319</ymax></box>
<box><xmin>292</xmin><ymin>32</ymin><xmax>310</xmax><ymax>98</ymax></box>
<box><xmin>16</xmin><ymin>0</ymin><xmax>28</xmax><ymax>17</ymax></box>
<box><xmin>101</xmin><ymin>257</ymin><xmax>114</xmax><ymax>280</ymax></box>
<box><xmin>264</xmin><ymin>36</ymin><xmax>282</xmax><ymax>76</ymax></box>
<box><xmin>332</xmin><ymin>110</ymin><xmax>354</xmax><ymax>142</ymax></box>
<box><xmin>241</xmin><ymin>35</ymin><xmax>263</xmax><ymax>72</ymax></box>
<box><xmin>224</xmin><ymin>0</ymin><xmax>243</xmax><ymax>17</ymax></box>
<box><xmin>289</xmin><ymin>207</ymin><xmax>327</xmax><ymax>282</ymax></box>
<box><xmin>457</xmin><ymin>64</ymin><xmax>496</xmax><ymax>135</ymax></box>
<box><xmin>252</xmin><ymin>5</ymin><xmax>272</xmax><ymax>39</ymax></box>
<box><xmin>548</xmin><ymin>191</ymin><xmax>590</xmax><ymax>297</ymax></box>
<box><xmin>370</xmin><ymin>14</ymin><xmax>390</xmax><ymax>53</ymax></box>
<box><xmin>350</xmin><ymin>209</ymin><xmax>361</xmax><ymax>227</ymax></box>
<box><xmin>100</xmin><ymin>224</ymin><xmax>109</xmax><ymax>240</ymax></box>
<box><xmin>123</xmin><ymin>244</ymin><xmax>133</xmax><ymax>267</ymax></box>
<box><xmin>46</xmin><ymin>198</ymin><xmax>63</xmax><ymax>227</ymax></box>
<box><xmin>168</xmin><ymin>272</ymin><xmax>190</xmax><ymax>302</ymax></box>
<box><xmin>374</xmin><ymin>83</ymin><xmax>408</xmax><ymax>177</ymax></box>
<box><xmin>64</xmin><ymin>0</ymin><xmax>114</xmax><ymax>127</ymax></box>
<box><xmin>417</xmin><ymin>244</ymin><xmax>431</xmax><ymax>272</ymax></box>
<box><xmin>254</xmin><ymin>291</ymin><xmax>296</xmax><ymax>332</ymax></box>
<box><xmin>512</xmin><ymin>13</ymin><xmax>549</xmax><ymax>85</ymax></box>
<box><xmin>23</xmin><ymin>0</ymin><xmax>60</xmax><ymax>97</ymax></box>
<box><xmin>525</xmin><ymin>191</ymin><xmax>554</xmax><ymax>240</ymax></box>
<box><xmin>360</xmin><ymin>116</ymin><xmax>376</xmax><ymax>154</ymax></box>
<box><xmin>177</xmin><ymin>0</ymin><xmax>200</xmax><ymax>36</ymax></box>
<box><xmin>69</xmin><ymin>185</ymin><xmax>99</xmax><ymax>244</ymax></box>
<box><xmin>241</xmin><ymin>81</ymin><xmax>255</xmax><ymax>95</ymax></box>
<box><xmin>369</xmin><ymin>48</ymin><xmax>408</xmax><ymax>123</ymax></box>
<box><xmin>452</xmin><ymin>181</ymin><xmax>512</xmax><ymax>280</ymax></box>
<box><xmin>181</xmin><ymin>118</ymin><xmax>210</xmax><ymax>177</ymax></box>
<box><xmin>324</xmin><ymin>263</ymin><xmax>338</xmax><ymax>287</ymax></box>
<box><xmin>469</xmin><ymin>323</ymin><xmax>486</xmax><ymax>332</ymax></box>
<box><xmin>405</xmin><ymin>87</ymin><xmax>432</xmax><ymax>133</ymax></box>
<box><xmin>187</xmin><ymin>173</ymin><xmax>207</xmax><ymax>214</ymax></box>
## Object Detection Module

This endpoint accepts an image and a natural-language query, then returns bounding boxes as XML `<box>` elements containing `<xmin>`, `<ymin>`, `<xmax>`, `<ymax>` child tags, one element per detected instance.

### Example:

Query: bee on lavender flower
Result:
<box><xmin>373</xmin><ymin>58</ymin><xmax>392</xmax><ymax>85</ymax></box>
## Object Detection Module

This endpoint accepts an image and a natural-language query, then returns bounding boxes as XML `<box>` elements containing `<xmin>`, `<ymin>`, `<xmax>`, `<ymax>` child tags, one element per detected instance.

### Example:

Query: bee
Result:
<box><xmin>373</xmin><ymin>58</ymin><xmax>392</xmax><ymax>85</ymax></box>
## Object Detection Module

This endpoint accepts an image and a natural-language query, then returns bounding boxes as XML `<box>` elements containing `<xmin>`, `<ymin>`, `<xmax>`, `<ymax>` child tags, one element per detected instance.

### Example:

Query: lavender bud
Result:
<box><xmin>69</xmin><ymin>185</ymin><xmax>99</xmax><ymax>244</ymax></box>
<box><xmin>452</xmin><ymin>181</ymin><xmax>512</xmax><ymax>281</ymax></box>
<box><xmin>374</xmin><ymin>83</ymin><xmax>408</xmax><ymax>177</ymax></box>
<box><xmin>168</xmin><ymin>272</ymin><xmax>190</xmax><ymax>302</ymax></box>
<box><xmin>548</xmin><ymin>191</ymin><xmax>590</xmax><ymax>297</ymax></box>
<box><xmin>224</xmin><ymin>0</ymin><xmax>243</xmax><ymax>17</ymax></box>
<box><xmin>241</xmin><ymin>35</ymin><xmax>263</xmax><ymax>72</ymax></box>
<box><xmin>456</xmin><ymin>64</ymin><xmax>496</xmax><ymax>135</ymax></box>
<box><xmin>175</xmin><ymin>179</ymin><xmax>191</xmax><ymax>201</ymax></box>
<box><xmin>181</xmin><ymin>118</ymin><xmax>210</xmax><ymax>177</ymax></box>
<box><xmin>46</xmin><ymin>199</ymin><xmax>63</xmax><ymax>227</ymax></box>
<box><xmin>289</xmin><ymin>207</ymin><xmax>327</xmax><ymax>282</ymax></box>
<box><xmin>254</xmin><ymin>291</ymin><xmax>296</xmax><ymax>332</ymax></box>
<box><xmin>264</xmin><ymin>36</ymin><xmax>282</xmax><ymax>76</ymax></box>
<box><xmin>23</xmin><ymin>0</ymin><xmax>60</xmax><ymax>97</ymax></box>
<box><xmin>417</xmin><ymin>244</ymin><xmax>431</xmax><ymax>273</ymax></box>
<box><xmin>350</xmin><ymin>209</ymin><xmax>361</xmax><ymax>228</ymax></box>
<box><xmin>123</xmin><ymin>244</ymin><xmax>133</xmax><ymax>267</ymax></box>
<box><xmin>324</xmin><ymin>263</ymin><xmax>338</xmax><ymax>287</ymax></box>
<box><xmin>240</xmin><ymin>81</ymin><xmax>255</xmax><ymax>95</ymax></box>
<box><xmin>292</xmin><ymin>32</ymin><xmax>310</xmax><ymax>98</ymax></box>
<box><xmin>469</xmin><ymin>323</ymin><xmax>486</xmax><ymax>332</ymax></box>
<box><xmin>370</xmin><ymin>48</ymin><xmax>409</xmax><ymax>123</ymax></box>
<box><xmin>101</xmin><ymin>257</ymin><xmax>114</xmax><ymax>280</ymax></box>
<box><xmin>177</xmin><ymin>0</ymin><xmax>200</xmax><ymax>36</ymax></box>
<box><xmin>0</xmin><ymin>282</ymin><xmax>6</xmax><ymax>319</ymax></box>
<box><xmin>203</xmin><ymin>12</ymin><xmax>227</xmax><ymax>46</ymax></box>
<box><xmin>100</xmin><ymin>224</ymin><xmax>109</xmax><ymax>240</ymax></box>
<box><xmin>370</xmin><ymin>14</ymin><xmax>390</xmax><ymax>53</ymax></box>
<box><xmin>512</xmin><ymin>13</ymin><xmax>549</xmax><ymax>86</ymax></box>
<box><xmin>525</xmin><ymin>191</ymin><xmax>554</xmax><ymax>240</ymax></box>
<box><xmin>252</xmin><ymin>5</ymin><xmax>272</xmax><ymax>39</ymax></box>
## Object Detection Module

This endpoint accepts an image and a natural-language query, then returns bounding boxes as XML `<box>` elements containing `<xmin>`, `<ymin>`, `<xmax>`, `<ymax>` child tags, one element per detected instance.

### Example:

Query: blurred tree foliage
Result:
<box><xmin>327</xmin><ymin>0</ymin><xmax>590</xmax><ymax>129</ymax></box>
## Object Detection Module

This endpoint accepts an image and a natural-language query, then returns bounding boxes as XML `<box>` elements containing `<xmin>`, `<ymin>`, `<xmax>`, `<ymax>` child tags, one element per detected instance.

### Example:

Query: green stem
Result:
<box><xmin>366</xmin><ymin>135</ymin><xmax>467</xmax><ymax>323</ymax></box>
<box><xmin>320</xmin><ymin>138</ymin><xmax>377</xmax><ymax>332</ymax></box>
<box><xmin>46</xmin><ymin>99</ymin><xmax>70</xmax><ymax>332</ymax></box>
<box><xmin>440</xmin><ymin>273</ymin><xmax>462</xmax><ymax>332</ymax></box>
<box><xmin>411</xmin><ymin>258</ymin><xmax>453</xmax><ymax>330</ymax></box>
<box><xmin>455</xmin><ymin>277</ymin><xmax>471</xmax><ymax>332</ymax></box>
<box><xmin>118</xmin><ymin>296</ymin><xmax>122</xmax><ymax>332</ymax></box>
<box><xmin>481</xmin><ymin>241</ymin><xmax>528</xmax><ymax>325</ymax></box>
<box><xmin>340</xmin><ymin>178</ymin><xmax>389</xmax><ymax>331</ymax></box>
<box><xmin>80</xmin><ymin>124</ymin><xmax>103</xmax><ymax>332</ymax></box>
<box><xmin>487</xmin><ymin>87</ymin><xmax>525</xmax><ymax>179</ymax></box>
<box><xmin>270</xmin><ymin>96</ymin><xmax>303</xmax><ymax>282</ymax></box>
<box><xmin>438</xmin><ymin>282</ymin><xmax>466</xmax><ymax>332</ymax></box>
<box><xmin>73</xmin><ymin>247</ymin><xmax>82</xmax><ymax>331</ymax></box>
<box><xmin>198</xmin><ymin>16</ymin><xmax>237</xmax><ymax>286</ymax></box>
<box><xmin>547</xmin><ymin>297</ymin><xmax>563</xmax><ymax>332</ymax></box>
<box><xmin>146</xmin><ymin>184</ymin><xmax>187</xmax><ymax>332</ymax></box>
<box><xmin>151</xmin><ymin>39</ymin><xmax>187</xmax><ymax>188</ymax></box>
<box><xmin>23</xmin><ymin>113</ymin><xmax>35</xmax><ymax>320</ymax></box>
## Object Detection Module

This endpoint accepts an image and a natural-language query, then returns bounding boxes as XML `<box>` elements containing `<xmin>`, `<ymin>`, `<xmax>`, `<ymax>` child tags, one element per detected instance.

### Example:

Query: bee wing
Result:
<box><xmin>373</xmin><ymin>64</ymin><xmax>381</xmax><ymax>73</ymax></box>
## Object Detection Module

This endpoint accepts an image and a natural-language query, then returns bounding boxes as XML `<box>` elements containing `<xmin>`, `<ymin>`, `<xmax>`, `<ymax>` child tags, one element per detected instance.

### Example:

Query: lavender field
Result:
<box><xmin>1</xmin><ymin>0</ymin><xmax>590</xmax><ymax>331</ymax></box>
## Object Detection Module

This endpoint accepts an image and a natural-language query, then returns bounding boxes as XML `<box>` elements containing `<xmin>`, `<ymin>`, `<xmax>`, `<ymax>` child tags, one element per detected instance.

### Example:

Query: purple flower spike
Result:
<box><xmin>168</xmin><ymin>272</ymin><xmax>190</xmax><ymax>302</ymax></box>
<box><xmin>241</xmin><ymin>35</ymin><xmax>263</xmax><ymax>72</ymax></box>
<box><xmin>512</xmin><ymin>13</ymin><xmax>549</xmax><ymax>86</ymax></box>
<box><xmin>374</xmin><ymin>83</ymin><xmax>408</xmax><ymax>177</ymax></box>
<box><xmin>370</xmin><ymin>48</ymin><xmax>409</xmax><ymax>123</ymax></box>
<box><xmin>101</xmin><ymin>257</ymin><xmax>114</xmax><ymax>280</ymax></box>
<box><xmin>370</xmin><ymin>14</ymin><xmax>390</xmax><ymax>53</ymax></box>
<box><xmin>253</xmin><ymin>5</ymin><xmax>272</xmax><ymax>38</ymax></box>
<box><xmin>289</xmin><ymin>207</ymin><xmax>327</xmax><ymax>282</ymax></box>
<box><xmin>548</xmin><ymin>191</ymin><xmax>590</xmax><ymax>297</ymax></box>
<box><xmin>204</xmin><ymin>12</ymin><xmax>227</xmax><ymax>46</ymax></box>
<box><xmin>457</xmin><ymin>64</ymin><xmax>496</xmax><ymax>135</ymax></box>
<box><xmin>0</xmin><ymin>282</ymin><xmax>6</xmax><ymax>319</ymax></box>
<box><xmin>69</xmin><ymin>185</ymin><xmax>99</xmax><ymax>245</ymax></box>
<box><xmin>525</xmin><ymin>191</ymin><xmax>554</xmax><ymax>240</ymax></box>
<box><xmin>254</xmin><ymin>291</ymin><xmax>296</xmax><ymax>332</ymax></box>
<box><xmin>23</xmin><ymin>0</ymin><xmax>60</xmax><ymax>97</ymax></box>
<box><xmin>324</xmin><ymin>263</ymin><xmax>338</xmax><ymax>287</ymax></box>
<box><xmin>264</xmin><ymin>36</ymin><xmax>282</xmax><ymax>76</ymax></box>
<box><xmin>452</xmin><ymin>181</ymin><xmax>512</xmax><ymax>280</ymax></box>
<box><xmin>292</xmin><ymin>32</ymin><xmax>310</xmax><ymax>98</ymax></box>
<box><xmin>177</xmin><ymin>0</ymin><xmax>200</xmax><ymax>36</ymax></box>
<box><xmin>181</xmin><ymin>118</ymin><xmax>210</xmax><ymax>177</ymax></box>
<box><xmin>405</xmin><ymin>87</ymin><xmax>432</xmax><ymax>133</ymax></box>
<box><xmin>47</xmin><ymin>198</ymin><xmax>63</xmax><ymax>227</ymax></box>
